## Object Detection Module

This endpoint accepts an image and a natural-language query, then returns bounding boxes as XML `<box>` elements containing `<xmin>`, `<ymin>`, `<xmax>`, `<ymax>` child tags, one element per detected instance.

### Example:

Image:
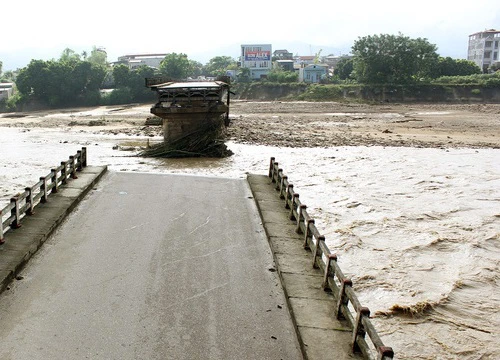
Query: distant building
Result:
<box><xmin>323</xmin><ymin>55</ymin><xmax>352</xmax><ymax>69</ymax></box>
<box><xmin>294</xmin><ymin>55</ymin><xmax>316</xmax><ymax>67</ymax></box>
<box><xmin>275</xmin><ymin>60</ymin><xmax>294</xmax><ymax>72</ymax></box>
<box><xmin>468</xmin><ymin>29</ymin><xmax>500</xmax><ymax>72</ymax></box>
<box><xmin>0</xmin><ymin>83</ymin><xmax>14</xmax><ymax>101</ymax></box>
<box><xmin>299</xmin><ymin>64</ymin><xmax>328</xmax><ymax>83</ymax></box>
<box><xmin>273</xmin><ymin>49</ymin><xmax>293</xmax><ymax>60</ymax></box>
<box><xmin>240</xmin><ymin>44</ymin><xmax>272</xmax><ymax>80</ymax></box>
<box><xmin>113</xmin><ymin>53</ymin><xmax>168</xmax><ymax>69</ymax></box>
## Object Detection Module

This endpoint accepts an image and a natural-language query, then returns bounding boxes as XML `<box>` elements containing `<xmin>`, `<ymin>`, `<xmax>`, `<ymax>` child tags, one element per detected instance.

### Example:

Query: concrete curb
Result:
<box><xmin>247</xmin><ymin>174</ymin><xmax>363</xmax><ymax>360</ymax></box>
<box><xmin>0</xmin><ymin>166</ymin><xmax>108</xmax><ymax>294</ymax></box>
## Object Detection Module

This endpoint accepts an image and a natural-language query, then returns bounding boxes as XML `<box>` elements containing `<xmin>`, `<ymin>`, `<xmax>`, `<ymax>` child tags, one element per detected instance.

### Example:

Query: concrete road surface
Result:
<box><xmin>0</xmin><ymin>172</ymin><xmax>303</xmax><ymax>360</ymax></box>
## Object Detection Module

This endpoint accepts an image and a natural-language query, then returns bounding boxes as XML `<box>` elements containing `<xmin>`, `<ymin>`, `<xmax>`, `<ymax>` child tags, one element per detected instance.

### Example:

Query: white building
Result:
<box><xmin>0</xmin><ymin>83</ymin><xmax>14</xmax><ymax>101</ymax></box>
<box><xmin>240</xmin><ymin>44</ymin><xmax>272</xmax><ymax>80</ymax></box>
<box><xmin>113</xmin><ymin>54</ymin><xmax>168</xmax><ymax>69</ymax></box>
<box><xmin>468</xmin><ymin>29</ymin><xmax>500</xmax><ymax>72</ymax></box>
<box><xmin>298</xmin><ymin>64</ymin><xmax>328</xmax><ymax>83</ymax></box>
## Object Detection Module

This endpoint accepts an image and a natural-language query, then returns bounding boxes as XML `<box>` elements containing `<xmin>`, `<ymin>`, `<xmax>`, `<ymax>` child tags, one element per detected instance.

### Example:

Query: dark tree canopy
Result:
<box><xmin>111</xmin><ymin>64</ymin><xmax>156</xmax><ymax>102</ymax></box>
<box><xmin>190</xmin><ymin>60</ymin><xmax>204</xmax><ymax>78</ymax></box>
<box><xmin>159</xmin><ymin>53</ymin><xmax>191</xmax><ymax>80</ymax></box>
<box><xmin>266</xmin><ymin>64</ymin><xmax>298</xmax><ymax>83</ymax></box>
<box><xmin>15</xmin><ymin>55</ymin><xmax>106</xmax><ymax>107</ymax></box>
<box><xmin>333</xmin><ymin>57</ymin><xmax>354</xmax><ymax>80</ymax></box>
<box><xmin>87</xmin><ymin>46</ymin><xmax>108</xmax><ymax>68</ymax></box>
<box><xmin>203</xmin><ymin>56</ymin><xmax>236</xmax><ymax>77</ymax></box>
<box><xmin>432</xmin><ymin>57</ymin><xmax>481</xmax><ymax>77</ymax></box>
<box><xmin>352</xmin><ymin>33</ymin><xmax>439</xmax><ymax>84</ymax></box>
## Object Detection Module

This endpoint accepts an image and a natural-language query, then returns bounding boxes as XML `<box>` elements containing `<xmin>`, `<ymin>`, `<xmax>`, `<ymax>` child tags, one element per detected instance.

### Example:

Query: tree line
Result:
<box><xmin>333</xmin><ymin>33</ymin><xmax>484</xmax><ymax>84</ymax></box>
<box><xmin>1</xmin><ymin>32</ymin><xmax>497</xmax><ymax>111</ymax></box>
<box><xmin>0</xmin><ymin>49</ymin><xmax>238</xmax><ymax>111</ymax></box>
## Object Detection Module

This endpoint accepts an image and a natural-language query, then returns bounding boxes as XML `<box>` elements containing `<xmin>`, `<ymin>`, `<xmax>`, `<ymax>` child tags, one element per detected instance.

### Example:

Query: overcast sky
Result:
<box><xmin>1</xmin><ymin>0</ymin><xmax>499</xmax><ymax>71</ymax></box>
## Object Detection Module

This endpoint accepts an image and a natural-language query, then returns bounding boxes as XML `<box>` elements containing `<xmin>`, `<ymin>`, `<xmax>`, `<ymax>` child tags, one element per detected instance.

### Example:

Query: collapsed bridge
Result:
<box><xmin>141</xmin><ymin>78</ymin><xmax>232</xmax><ymax>158</ymax></box>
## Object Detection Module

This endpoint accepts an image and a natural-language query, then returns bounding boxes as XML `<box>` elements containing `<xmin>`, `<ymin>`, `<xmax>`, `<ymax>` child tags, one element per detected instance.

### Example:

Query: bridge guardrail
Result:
<box><xmin>268</xmin><ymin>157</ymin><xmax>394</xmax><ymax>360</ymax></box>
<box><xmin>0</xmin><ymin>147</ymin><xmax>87</xmax><ymax>244</ymax></box>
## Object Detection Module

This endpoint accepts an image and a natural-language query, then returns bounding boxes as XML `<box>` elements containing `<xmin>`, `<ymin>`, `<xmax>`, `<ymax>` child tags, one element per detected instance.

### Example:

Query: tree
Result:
<box><xmin>112</xmin><ymin>64</ymin><xmax>132</xmax><ymax>88</ymax></box>
<box><xmin>133</xmin><ymin>65</ymin><xmax>156</xmax><ymax>99</ymax></box>
<box><xmin>16</xmin><ymin>60</ymin><xmax>50</xmax><ymax>99</ymax></box>
<box><xmin>189</xmin><ymin>60</ymin><xmax>204</xmax><ymax>78</ymax></box>
<box><xmin>59</xmin><ymin>48</ymin><xmax>81</xmax><ymax>64</ymax></box>
<box><xmin>333</xmin><ymin>57</ymin><xmax>354</xmax><ymax>80</ymax></box>
<box><xmin>490</xmin><ymin>61</ymin><xmax>500</xmax><ymax>73</ymax></box>
<box><xmin>16</xmin><ymin>56</ymin><xmax>106</xmax><ymax>107</ymax></box>
<box><xmin>0</xmin><ymin>61</ymin><xmax>3</xmax><ymax>77</ymax></box>
<box><xmin>2</xmin><ymin>70</ymin><xmax>15</xmax><ymax>81</ymax></box>
<box><xmin>110</xmin><ymin>64</ymin><xmax>156</xmax><ymax>103</ymax></box>
<box><xmin>432</xmin><ymin>57</ymin><xmax>481</xmax><ymax>77</ymax></box>
<box><xmin>204</xmin><ymin>56</ymin><xmax>236</xmax><ymax>77</ymax></box>
<box><xmin>266</xmin><ymin>66</ymin><xmax>298</xmax><ymax>83</ymax></box>
<box><xmin>351</xmin><ymin>33</ymin><xmax>439</xmax><ymax>84</ymax></box>
<box><xmin>237</xmin><ymin>67</ymin><xmax>251</xmax><ymax>83</ymax></box>
<box><xmin>159</xmin><ymin>53</ymin><xmax>191</xmax><ymax>80</ymax></box>
<box><xmin>87</xmin><ymin>46</ymin><xmax>108</xmax><ymax>68</ymax></box>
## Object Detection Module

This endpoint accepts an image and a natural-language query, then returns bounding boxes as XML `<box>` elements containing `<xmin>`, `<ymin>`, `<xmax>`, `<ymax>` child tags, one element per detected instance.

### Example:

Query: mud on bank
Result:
<box><xmin>1</xmin><ymin>101</ymin><xmax>499</xmax><ymax>149</ymax></box>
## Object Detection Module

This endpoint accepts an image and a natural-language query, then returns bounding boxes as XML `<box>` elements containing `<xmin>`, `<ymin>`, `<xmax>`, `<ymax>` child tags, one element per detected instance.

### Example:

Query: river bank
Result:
<box><xmin>1</xmin><ymin>100</ymin><xmax>499</xmax><ymax>149</ymax></box>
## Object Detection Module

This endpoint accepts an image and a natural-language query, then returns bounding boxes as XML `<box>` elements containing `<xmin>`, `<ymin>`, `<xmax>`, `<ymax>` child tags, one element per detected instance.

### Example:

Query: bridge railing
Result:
<box><xmin>0</xmin><ymin>147</ymin><xmax>87</xmax><ymax>244</ymax></box>
<box><xmin>268</xmin><ymin>157</ymin><xmax>394</xmax><ymax>360</ymax></box>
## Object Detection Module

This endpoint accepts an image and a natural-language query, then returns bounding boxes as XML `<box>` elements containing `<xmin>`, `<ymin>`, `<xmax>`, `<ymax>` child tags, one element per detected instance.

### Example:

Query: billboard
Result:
<box><xmin>244</xmin><ymin>50</ymin><xmax>271</xmax><ymax>61</ymax></box>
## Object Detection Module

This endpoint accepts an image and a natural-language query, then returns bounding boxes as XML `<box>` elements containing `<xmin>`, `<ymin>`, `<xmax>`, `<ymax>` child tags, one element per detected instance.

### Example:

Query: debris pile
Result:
<box><xmin>138</xmin><ymin>117</ymin><xmax>232</xmax><ymax>158</ymax></box>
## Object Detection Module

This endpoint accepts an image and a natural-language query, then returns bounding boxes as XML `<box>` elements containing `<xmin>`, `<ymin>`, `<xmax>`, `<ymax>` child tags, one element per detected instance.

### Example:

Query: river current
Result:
<box><xmin>1</xmin><ymin>127</ymin><xmax>499</xmax><ymax>359</ymax></box>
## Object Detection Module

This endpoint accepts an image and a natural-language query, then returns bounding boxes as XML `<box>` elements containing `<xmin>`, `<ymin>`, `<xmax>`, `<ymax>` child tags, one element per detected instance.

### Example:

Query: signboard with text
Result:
<box><xmin>244</xmin><ymin>50</ymin><xmax>271</xmax><ymax>61</ymax></box>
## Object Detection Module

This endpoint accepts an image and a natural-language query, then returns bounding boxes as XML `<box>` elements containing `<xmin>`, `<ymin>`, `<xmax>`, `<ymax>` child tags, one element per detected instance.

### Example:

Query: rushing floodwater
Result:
<box><xmin>0</xmin><ymin>127</ymin><xmax>499</xmax><ymax>359</ymax></box>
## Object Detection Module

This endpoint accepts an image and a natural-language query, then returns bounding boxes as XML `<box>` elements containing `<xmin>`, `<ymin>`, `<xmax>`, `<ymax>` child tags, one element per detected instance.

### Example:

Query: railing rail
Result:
<box><xmin>268</xmin><ymin>157</ymin><xmax>394</xmax><ymax>360</ymax></box>
<box><xmin>0</xmin><ymin>147</ymin><xmax>87</xmax><ymax>244</ymax></box>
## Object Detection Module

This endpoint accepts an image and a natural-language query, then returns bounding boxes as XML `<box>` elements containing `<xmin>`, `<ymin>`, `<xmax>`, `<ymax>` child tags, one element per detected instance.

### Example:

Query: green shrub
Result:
<box><xmin>431</xmin><ymin>72</ymin><xmax>500</xmax><ymax>87</ymax></box>
<box><xmin>100</xmin><ymin>87</ymin><xmax>133</xmax><ymax>105</ymax></box>
<box><xmin>297</xmin><ymin>84</ymin><xmax>343</xmax><ymax>101</ymax></box>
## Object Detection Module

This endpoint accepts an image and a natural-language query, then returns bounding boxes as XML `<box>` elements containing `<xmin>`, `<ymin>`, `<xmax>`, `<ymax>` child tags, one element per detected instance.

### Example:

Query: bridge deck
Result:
<box><xmin>0</xmin><ymin>169</ymin><xmax>361</xmax><ymax>360</ymax></box>
<box><xmin>0</xmin><ymin>171</ymin><xmax>302</xmax><ymax>359</ymax></box>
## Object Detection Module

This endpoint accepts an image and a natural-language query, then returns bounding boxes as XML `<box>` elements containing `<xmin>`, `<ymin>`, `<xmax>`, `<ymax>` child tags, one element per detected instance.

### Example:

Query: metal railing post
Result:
<box><xmin>336</xmin><ymin>278</ymin><xmax>352</xmax><ymax>319</ymax></box>
<box><xmin>275</xmin><ymin>168</ymin><xmax>283</xmax><ymax>190</ymax></box>
<box><xmin>0</xmin><ymin>209</ymin><xmax>4</xmax><ymax>244</ymax></box>
<box><xmin>352</xmin><ymin>307</ymin><xmax>370</xmax><ymax>353</ymax></box>
<box><xmin>69</xmin><ymin>156</ymin><xmax>78</xmax><ymax>179</ymax></box>
<box><xmin>25</xmin><ymin>187</ymin><xmax>34</xmax><ymax>215</ymax></box>
<box><xmin>61</xmin><ymin>161</ymin><xmax>68</xmax><ymax>185</ymax></box>
<box><xmin>40</xmin><ymin>176</ymin><xmax>48</xmax><ymax>203</ymax></box>
<box><xmin>296</xmin><ymin>204</ymin><xmax>306</xmax><ymax>234</ymax></box>
<box><xmin>323</xmin><ymin>253</ymin><xmax>338</xmax><ymax>291</ymax></box>
<box><xmin>312</xmin><ymin>235</ymin><xmax>325</xmax><ymax>269</ymax></box>
<box><xmin>51</xmin><ymin>169</ymin><xmax>58</xmax><ymax>194</ymax></box>
<box><xmin>279</xmin><ymin>175</ymin><xmax>287</xmax><ymax>199</ymax></box>
<box><xmin>82</xmin><ymin>147</ymin><xmax>87</xmax><ymax>167</ymax></box>
<box><xmin>77</xmin><ymin>150</ymin><xmax>83</xmax><ymax>171</ymax></box>
<box><xmin>303</xmin><ymin>219</ymin><xmax>314</xmax><ymax>250</ymax></box>
<box><xmin>289</xmin><ymin>193</ymin><xmax>299</xmax><ymax>220</ymax></box>
<box><xmin>10</xmin><ymin>197</ymin><xmax>21</xmax><ymax>229</ymax></box>
<box><xmin>378</xmin><ymin>346</ymin><xmax>395</xmax><ymax>360</ymax></box>
<box><xmin>268</xmin><ymin>157</ymin><xmax>275</xmax><ymax>178</ymax></box>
